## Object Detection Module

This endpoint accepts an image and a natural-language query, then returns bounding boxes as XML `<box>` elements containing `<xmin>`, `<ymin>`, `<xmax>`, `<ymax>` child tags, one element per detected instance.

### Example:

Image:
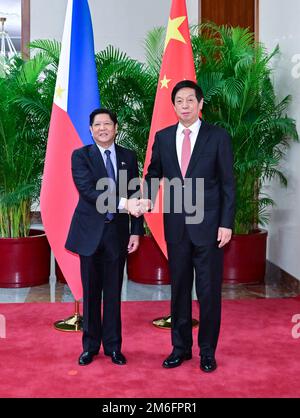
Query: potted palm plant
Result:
<box><xmin>0</xmin><ymin>53</ymin><xmax>54</xmax><ymax>287</ymax></box>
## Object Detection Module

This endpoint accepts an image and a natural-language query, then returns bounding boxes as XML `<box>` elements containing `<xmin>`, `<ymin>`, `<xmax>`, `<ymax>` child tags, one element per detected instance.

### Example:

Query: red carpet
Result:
<box><xmin>0</xmin><ymin>298</ymin><xmax>300</xmax><ymax>398</ymax></box>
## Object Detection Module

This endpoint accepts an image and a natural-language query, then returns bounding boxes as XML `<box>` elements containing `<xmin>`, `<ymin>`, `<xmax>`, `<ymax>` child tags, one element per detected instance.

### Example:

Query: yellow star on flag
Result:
<box><xmin>55</xmin><ymin>85</ymin><xmax>65</xmax><ymax>99</ymax></box>
<box><xmin>160</xmin><ymin>75</ymin><xmax>171</xmax><ymax>89</ymax></box>
<box><xmin>164</xmin><ymin>15</ymin><xmax>187</xmax><ymax>51</ymax></box>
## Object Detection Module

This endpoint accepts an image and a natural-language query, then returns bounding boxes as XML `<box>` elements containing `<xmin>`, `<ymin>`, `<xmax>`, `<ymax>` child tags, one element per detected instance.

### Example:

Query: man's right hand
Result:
<box><xmin>125</xmin><ymin>198</ymin><xmax>142</xmax><ymax>217</ymax></box>
<box><xmin>139</xmin><ymin>199</ymin><xmax>152</xmax><ymax>213</ymax></box>
<box><xmin>125</xmin><ymin>198</ymin><xmax>152</xmax><ymax>217</ymax></box>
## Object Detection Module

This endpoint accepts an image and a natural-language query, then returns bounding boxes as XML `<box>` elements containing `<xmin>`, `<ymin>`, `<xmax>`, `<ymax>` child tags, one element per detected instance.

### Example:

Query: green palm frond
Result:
<box><xmin>144</xmin><ymin>26</ymin><xmax>165</xmax><ymax>75</ymax></box>
<box><xmin>29</xmin><ymin>39</ymin><xmax>61</xmax><ymax>65</ymax></box>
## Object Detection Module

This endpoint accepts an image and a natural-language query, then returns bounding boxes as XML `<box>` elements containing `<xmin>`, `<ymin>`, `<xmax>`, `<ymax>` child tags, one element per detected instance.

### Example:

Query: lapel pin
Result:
<box><xmin>121</xmin><ymin>161</ymin><xmax>126</xmax><ymax>166</ymax></box>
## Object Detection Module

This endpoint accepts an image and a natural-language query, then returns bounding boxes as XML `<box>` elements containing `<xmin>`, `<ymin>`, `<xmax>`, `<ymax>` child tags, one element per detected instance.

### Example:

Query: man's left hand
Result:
<box><xmin>217</xmin><ymin>227</ymin><xmax>232</xmax><ymax>248</ymax></box>
<box><xmin>127</xmin><ymin>235</ymin><xmax>140</xmax><ymax>254</ymax></box>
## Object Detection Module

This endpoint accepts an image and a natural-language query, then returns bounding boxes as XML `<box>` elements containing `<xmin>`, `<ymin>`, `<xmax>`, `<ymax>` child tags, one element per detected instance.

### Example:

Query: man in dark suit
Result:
<box><xmin>141</xmin><ymin>80</ymin><xmax>235</xmax><ymax>372</ymax></box>
<box><xmin>65</xmin><ymin>108</ymin><xmax>144</xmax><ymax>366</ymax></box>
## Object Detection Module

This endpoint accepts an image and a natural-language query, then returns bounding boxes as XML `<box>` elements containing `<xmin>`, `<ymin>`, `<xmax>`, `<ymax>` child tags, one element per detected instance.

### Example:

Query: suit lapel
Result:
<box><xmin>115</xmin><ymin>144</ymin><xmax>122</xmax><ymax>172</ymax></box>
<box><xmin>89</xmin><ymin>144</ymin><xmax>107</xmax><ymax>179</ymax></box>
<box><xmin>168</xmin><ymin>124</ymin><xmax>183</xmax><ymax>179</ymax></box>
<box><xmin>185</xmin><ymin>120</ymin><xmax>210</xmax><ymax>177</ymax></box>
<box><xmin>115</xmin><ymin>144</ymin><xmax>125</xmax><ymax>189</ymax></box>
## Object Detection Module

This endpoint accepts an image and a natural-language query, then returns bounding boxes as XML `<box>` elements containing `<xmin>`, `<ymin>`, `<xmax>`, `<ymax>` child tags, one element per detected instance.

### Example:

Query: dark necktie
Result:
<box><xmin>104</xmin><ymin>150</ymin><xmax>115</xmax><ymax>221</ymax></box>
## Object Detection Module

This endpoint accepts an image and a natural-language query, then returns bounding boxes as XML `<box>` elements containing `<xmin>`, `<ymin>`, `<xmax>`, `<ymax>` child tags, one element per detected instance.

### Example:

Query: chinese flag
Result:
<box><xmin>143</xmin><ymin>0</ymin><xmax>196</xmax><ymax>257</ymax></box>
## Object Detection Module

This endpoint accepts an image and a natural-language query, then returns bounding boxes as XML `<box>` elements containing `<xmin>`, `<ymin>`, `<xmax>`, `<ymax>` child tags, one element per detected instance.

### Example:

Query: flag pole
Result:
<box><xmin>54</xmin><ymin>300</ymin><xmax>83</xmax><ymax>332</ymax></box>
<box><xmin>152</xmin><ymin>275</ymin><xmax>198</xmax><ymax>329</ymax></box>
<box><xmin>48</xmin><ymin>249</ymin><xmax>83</xmax><ymax>332</ymax></box>
<box><xmin>152</xmin><ymin>315</ymin><xmax>198</xmax><ymax>329</ymax></box>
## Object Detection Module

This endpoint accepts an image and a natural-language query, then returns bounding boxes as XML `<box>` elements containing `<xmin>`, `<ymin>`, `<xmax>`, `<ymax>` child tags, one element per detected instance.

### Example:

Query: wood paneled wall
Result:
<box><xmin>200</xmin><ymin>0</ymin><xmax>259</xmax><ymax>37</ymax></box>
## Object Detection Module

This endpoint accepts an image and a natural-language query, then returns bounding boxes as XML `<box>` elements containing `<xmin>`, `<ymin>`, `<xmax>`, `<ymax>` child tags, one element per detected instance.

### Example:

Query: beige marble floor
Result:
<box><xmin>0</xmin><ymin>271</ymin><xmax>297</xmax><ymax>304</ymax></box>
<box><xmin>0</xmin><ymin>259</ymin><xmax>299</xmax><ymax>303</ymax></box>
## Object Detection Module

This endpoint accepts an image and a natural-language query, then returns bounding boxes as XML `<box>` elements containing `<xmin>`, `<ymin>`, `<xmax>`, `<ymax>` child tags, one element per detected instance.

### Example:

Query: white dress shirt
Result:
<box><xmin>176</xmin><ymin>118</ymin><xmax>202</xmax><ymax>166</ymax></box>
<box><xmin>96</xmin><ymin>142</ymin><xmax>127</xmax><ymax>210</ymax></box>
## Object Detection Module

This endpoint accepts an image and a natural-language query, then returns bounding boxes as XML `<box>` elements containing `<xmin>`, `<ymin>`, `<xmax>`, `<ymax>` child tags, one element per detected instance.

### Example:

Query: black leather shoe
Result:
<box><xmin>78</xmin><ymin>351</ymin><xmax>98</xmax><ymax>366</ymax></box>
<box><xmin>105</xmin><ymin>351</ymin><xmax>127</xmax><ymax>365</ymax></box>
<box><xmin>162</xmin><ymin>350</ymin><xmax>192</xmax><ymax>369</ymax></box>
<box><xmin>200</xmin><ymin>355</ymin><xmax>217</xmax><ymax>373</ymax></box>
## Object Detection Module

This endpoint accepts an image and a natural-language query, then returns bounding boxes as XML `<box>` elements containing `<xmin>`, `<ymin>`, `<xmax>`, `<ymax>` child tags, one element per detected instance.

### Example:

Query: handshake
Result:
<box><xmin>124</xmin><ymin>198</ymin><xmax>152</xmax><ymax>218</ymax></box>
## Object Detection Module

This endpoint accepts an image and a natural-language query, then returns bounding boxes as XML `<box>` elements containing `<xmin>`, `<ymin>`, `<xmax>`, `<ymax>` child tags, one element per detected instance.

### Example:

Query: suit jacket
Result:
<box><xmin>65</xmin><ymin>143</ymin><xmax>144</xmax><ymax>256</ymax></box>
<box><xmin>144</xmin><ymin>120</ymin><xmax>235</xmax><ymax>246</ymax></box>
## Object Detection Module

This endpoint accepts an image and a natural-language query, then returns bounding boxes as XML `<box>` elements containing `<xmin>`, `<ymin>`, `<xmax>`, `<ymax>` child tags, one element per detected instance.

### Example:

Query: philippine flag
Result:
<box><xmin>40</xmin><ymin>0</ymin><xmax>100</xmax><ymax>300</ymax></box>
